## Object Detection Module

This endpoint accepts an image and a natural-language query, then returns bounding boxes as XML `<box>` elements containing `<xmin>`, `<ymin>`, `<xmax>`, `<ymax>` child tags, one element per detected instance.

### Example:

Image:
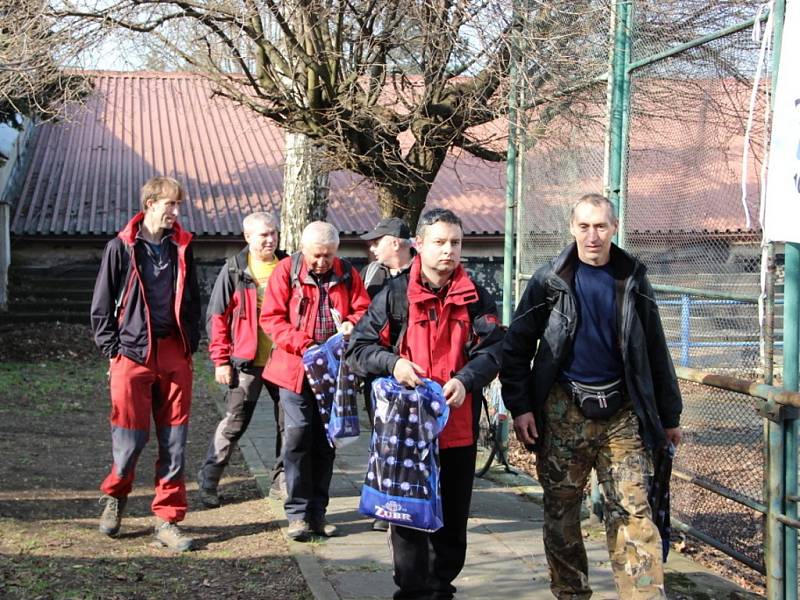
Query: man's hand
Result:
<box><xmin>513</xmin><ymin>412</ymin><xmax>539</xmax><ymax>448</ymax></box>
<box><xmin>442</xmin><ymin>378</ymin><xmax>466</xmax><ymax>408</ymax></box>
<box><xmin>665</xmin><ymin>426</ymin><xmax>682</xmax><ymax>449</ymax></box>
<box><xmin>339</xmin><ymin>321</ymin><xmax>354</xmax><ymax>337</ymax></box>
<box><xmin>393</xmin><ymin>358</ymin><xmax>425</xmax><ymax>388</ymax></box>
<box><xmin>215</xmin><ymin>364</ymin><xmax>233</xmax><ymax>385</ymax></box>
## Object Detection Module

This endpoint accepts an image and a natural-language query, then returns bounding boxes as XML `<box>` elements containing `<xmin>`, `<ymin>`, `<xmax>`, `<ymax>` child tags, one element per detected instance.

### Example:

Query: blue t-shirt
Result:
<box><xmin>560</xmin><ymin>260</ymin><xmax>623</xmax><ymax>384</ymax></box>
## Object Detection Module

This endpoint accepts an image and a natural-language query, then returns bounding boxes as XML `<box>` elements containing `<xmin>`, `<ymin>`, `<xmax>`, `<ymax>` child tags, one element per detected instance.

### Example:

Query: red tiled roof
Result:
<box><xmin>10</xmin><ymin>71</ymin><xmax>506</xmax><ymax>237</ymax></box>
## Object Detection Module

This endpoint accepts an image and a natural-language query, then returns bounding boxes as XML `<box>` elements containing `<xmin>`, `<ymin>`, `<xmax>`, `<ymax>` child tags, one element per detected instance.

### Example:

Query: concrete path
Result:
<box><xmin>231</xmin><ymin>398</ymin><xmax>758</xmax><ymax>600</ymax></box>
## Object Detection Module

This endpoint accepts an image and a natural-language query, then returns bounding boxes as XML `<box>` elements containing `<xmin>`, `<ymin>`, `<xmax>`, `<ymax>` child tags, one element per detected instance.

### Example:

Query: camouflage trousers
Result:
<box><xmin>536</xmin><ymin>385</ymin><xmax>665</xmax><ymax>600</ymax></box>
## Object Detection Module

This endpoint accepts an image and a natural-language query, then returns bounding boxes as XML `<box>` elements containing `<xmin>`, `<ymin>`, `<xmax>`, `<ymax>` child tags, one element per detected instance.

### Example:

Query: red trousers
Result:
<box><xmin>100</xmin><ymin>334</ymin><xmax>193</xmax><ymax>522</ymax></box>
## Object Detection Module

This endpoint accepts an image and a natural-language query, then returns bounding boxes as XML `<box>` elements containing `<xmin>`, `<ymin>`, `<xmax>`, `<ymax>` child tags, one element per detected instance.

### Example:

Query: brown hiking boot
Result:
<box><xmin>98</xmin><ymin>495</ymin><xmax>127</xmax><ymax>537</ymax></box>
<box><xmin>154</xmin><ymin>518</ymin><xmax>194</xmax><ymax>552</ymax></box>
<box><xmin>286</xmin><ymin>519</ymin><xmax>311</xmax><ymax>542</ymax></box>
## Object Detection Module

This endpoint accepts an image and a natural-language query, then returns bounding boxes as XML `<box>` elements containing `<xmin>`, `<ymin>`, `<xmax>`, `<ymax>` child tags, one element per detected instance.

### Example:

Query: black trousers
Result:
<box><xmin>281</xmin><ymin>382</ymin><xmax>336</xmax><ymax>521</ymax></box>
<box><xmin>390</xmin><ymin>444</ymin><xmax>477</xmax><ymax>600</ymax></box>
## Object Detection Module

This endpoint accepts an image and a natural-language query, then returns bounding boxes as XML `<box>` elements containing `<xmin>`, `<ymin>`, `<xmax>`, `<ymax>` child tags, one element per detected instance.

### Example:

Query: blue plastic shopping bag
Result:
<box><xmin>358</xmin><ymin>377</ymin><xmax>449</xmax><ymax>532</ymax></box>
<box><xmin>301</xmin><ymin>333</ymin><xmax>361</xmax><ymax>448</ymax></box>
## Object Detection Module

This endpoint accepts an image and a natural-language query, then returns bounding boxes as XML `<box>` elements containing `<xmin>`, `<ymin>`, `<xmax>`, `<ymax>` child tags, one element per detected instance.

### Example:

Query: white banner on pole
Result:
<box><xmin>763</xmin><ymin>0</ymin><xmax>800</xmax><ymax>242</ymax></box>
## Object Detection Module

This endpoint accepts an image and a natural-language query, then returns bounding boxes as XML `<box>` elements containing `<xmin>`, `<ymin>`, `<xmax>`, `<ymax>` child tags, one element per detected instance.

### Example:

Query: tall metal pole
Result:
<box><xmin>503</xmin><ymin>1</ymin><xmax>521</xmax><ymax>326</ymax></box>
<box><xmin>784</xmin><ymin>243</ymin><xmax>799</xmax><ymax>600</ymax></box>
<box><xmin>767</xmin><ymin>1</ymin><xmax>791</xmax><ymax>598</ymax></box>
<box><xmin>591</xmin><ymin>0</ymin><xmax>633</xmax><ymax>519</ymax></box>
<box><xmin>607</xmin><ymin>0</ymin><xmax>630</xmax><ymax>243</ymax></box>
<box><xmin>767</xmin><ymin>1</ymin><xmax>799</xmax><ymax>598</ymax></box>
<box><xmin>503</xmin><ymin>65</ymin><xmax>518</xmax><ymax>326</ymax></box>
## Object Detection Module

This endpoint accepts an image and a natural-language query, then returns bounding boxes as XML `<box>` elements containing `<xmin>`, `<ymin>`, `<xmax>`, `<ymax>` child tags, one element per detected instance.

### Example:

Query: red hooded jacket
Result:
<box><xmin>90</xmin><ymin>213</ymin><xmax>201</xmax><ymax>364</ymax></box>
<box><xmin>346</xmin><ymin>257</ymin><xmax>504</xmax><ymax>449</ymax></box>
<box><xmin>260</xmin><ymin>254</ymin><xmax>370</xmax><ymax>393</ymax></box>
<box><xmin>207</xmin><ymin>247</ymin><xmax>288</xmax><ymax>367</ymax></box>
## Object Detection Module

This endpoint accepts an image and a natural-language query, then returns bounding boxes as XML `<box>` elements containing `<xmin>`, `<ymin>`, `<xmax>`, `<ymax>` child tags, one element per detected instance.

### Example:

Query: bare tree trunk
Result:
<box><xmin>376</xmin><ymin>184</ymin><xmax>430</xmax><ymax>231</ymax></box>
<box><xmin>280</xmin><ymin>131</ymin><xmax>329</xmax><ymax>253</ymax></box>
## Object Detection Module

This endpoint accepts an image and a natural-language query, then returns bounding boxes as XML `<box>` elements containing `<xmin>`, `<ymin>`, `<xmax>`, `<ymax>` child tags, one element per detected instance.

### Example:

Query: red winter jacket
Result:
<box><xmin>260</xmin><ymin>254</ymin><xmax>370</xmax><ymax>393</ymax></box>
<box><xmin>206</xmin><ymin>247</ymin><xmax>288</xmax><ymax>367</ymax></box>
<box><xmin>90</xmin><ymin>213</ymin><xmax>201</xmax><ymax>364</ymax></box>
<box><xmin>346</xmin><ymin>257</ymin><xmax>504</xmax><ymax>449</ymax></box>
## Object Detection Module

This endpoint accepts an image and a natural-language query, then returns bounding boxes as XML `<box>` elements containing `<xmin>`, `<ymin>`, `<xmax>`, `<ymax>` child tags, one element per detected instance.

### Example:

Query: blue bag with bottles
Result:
<box><xmin>358</xmin><ymin>377</ymin><xmax>449</xmax><ymax>532</ymax></box>
<box><xmin>301</xmin><ymin>333</ymin><xmax>361</xmax><ymax>448</ymax></box>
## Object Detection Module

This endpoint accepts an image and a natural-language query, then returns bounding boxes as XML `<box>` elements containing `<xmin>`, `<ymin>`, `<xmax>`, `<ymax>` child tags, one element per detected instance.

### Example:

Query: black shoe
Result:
<box><xmin>196</xmin><ymin>470</ymin><xmax>220</xmax><ymax>508</ymax></box>
<box><xmin>309</xmin><ymin>517</ymin><xmax>339</xmax><ymax>537</ymax></box>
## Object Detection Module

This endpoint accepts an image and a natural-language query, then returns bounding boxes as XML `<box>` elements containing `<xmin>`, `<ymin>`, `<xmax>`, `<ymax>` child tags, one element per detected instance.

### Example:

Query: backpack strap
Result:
<box><xmin>338</xmin><ymin>257</ymin><xmax>353</xmax><ymax>292</ymax></box>
<box><xmin>226</xmin><ymin>254</ymin><xmax>241</xmax><ymax>290</ymax></box>
<box><xmin>290</xmin><ymin>251</ymin><xmax>304</xmax><ymax>289</ymax></box>
<box><xmin>113</xmin><ymin>248</ymin><xmax>134</xmax><ymax>319</ymax></box>
<box><xmin>290</xmin><ymin>251</ymin><xmax>353</xmax><ymax>292</ymax></box>
<box><xmin>386</xmin><ymin>276</ymin><xmax>409</xmax><ymax>352</ymax></box>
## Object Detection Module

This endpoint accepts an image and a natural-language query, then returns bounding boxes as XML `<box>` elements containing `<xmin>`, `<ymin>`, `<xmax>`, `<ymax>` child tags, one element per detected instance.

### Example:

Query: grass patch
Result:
<box><xmin>0</xmin><ymin>360</ymin><xmax>107</xmax><ymax>415</ymax></box>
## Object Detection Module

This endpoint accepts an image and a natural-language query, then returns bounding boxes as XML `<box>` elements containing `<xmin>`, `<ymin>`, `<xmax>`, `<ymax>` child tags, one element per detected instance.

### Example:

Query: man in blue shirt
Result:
<box><xmin>500</xmin><ymin>194</ymin><xmax>682</xmax><ymax>599</ymax></box>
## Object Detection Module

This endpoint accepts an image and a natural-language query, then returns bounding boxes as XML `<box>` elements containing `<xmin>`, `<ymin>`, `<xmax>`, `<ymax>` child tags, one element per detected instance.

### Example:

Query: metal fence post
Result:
<box><xmin>680</xmin><ymin>294</ymin><xmax>691</xmax><ymax>367</ymax></box>
<box><xmin>768</xmin><ymin>1</ymin><xmax>797</xmax><ymax>597</ymax></box>
<box><xmin>782</xmin><ymin>243</ymin><xmax>799</xmax><ymax>600</ymax></box>
<box><xmin>503</xmin><ymin>0</ymin><xmax>521</xmax><ymax>325</ymax></box>
<box><xmin>607</xmin><ymin>0</ymin><xmax>631</xmax><ymax>246</ymax></box>
<box><xmin>503</xmin><ymin>21</ymin><xmax>519</xmax><ymax>327</ymax></box>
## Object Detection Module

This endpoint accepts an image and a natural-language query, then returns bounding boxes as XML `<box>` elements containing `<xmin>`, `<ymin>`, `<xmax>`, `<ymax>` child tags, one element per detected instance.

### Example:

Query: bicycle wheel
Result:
<box><xmin>475</xmin><ymin>407</ymin><xmax>497</xmax><ymax>477</ymax></box>
<box><xmin>493</xmin><ymin>417</ymin><xmax>512</xmax><ymax>470</ymax></box>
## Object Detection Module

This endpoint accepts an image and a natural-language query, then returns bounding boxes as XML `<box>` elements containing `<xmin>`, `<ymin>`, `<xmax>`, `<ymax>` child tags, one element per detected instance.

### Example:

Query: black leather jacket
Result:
<box><xmin>500</xmin><ymin>243</ymin><xmax>682</xmax><ymax>449</ymax></box>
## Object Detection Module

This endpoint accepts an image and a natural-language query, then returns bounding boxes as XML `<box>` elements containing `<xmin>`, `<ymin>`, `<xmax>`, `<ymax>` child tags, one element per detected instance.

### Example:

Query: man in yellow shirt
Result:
<box><xmin>198</xmin><ymin>212</ymin><xmax>287</xmax><ymax>507</ymax></box>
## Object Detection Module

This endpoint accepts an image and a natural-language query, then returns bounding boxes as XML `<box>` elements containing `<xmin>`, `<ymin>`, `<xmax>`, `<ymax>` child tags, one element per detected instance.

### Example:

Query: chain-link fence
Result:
<box><xmin>518</xmin><ymin>0</ymin><xmax>775</xmax><ymax>574</ymax></box>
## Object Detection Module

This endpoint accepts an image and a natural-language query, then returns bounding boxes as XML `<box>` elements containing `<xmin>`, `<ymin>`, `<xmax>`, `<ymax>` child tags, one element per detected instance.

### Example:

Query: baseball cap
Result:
<box><xmin>359</xmin><ymin>217</ymin><xmax>412</xmax><ymax>241</ymax></box>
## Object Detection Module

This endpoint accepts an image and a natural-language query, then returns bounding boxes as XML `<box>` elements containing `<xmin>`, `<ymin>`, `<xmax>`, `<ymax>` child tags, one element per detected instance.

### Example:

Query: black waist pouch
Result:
<box><xmin>563</xmin><ymin>378</ymin><xmax>624</xmax><ymax>420</ymax></box>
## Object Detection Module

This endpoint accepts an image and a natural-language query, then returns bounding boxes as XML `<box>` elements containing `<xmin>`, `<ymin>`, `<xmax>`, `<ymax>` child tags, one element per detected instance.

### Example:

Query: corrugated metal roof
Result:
<box><xmin>10</xmin><ymin>71</ymin><xmax>505</xmax><ymax>237</ymax></box>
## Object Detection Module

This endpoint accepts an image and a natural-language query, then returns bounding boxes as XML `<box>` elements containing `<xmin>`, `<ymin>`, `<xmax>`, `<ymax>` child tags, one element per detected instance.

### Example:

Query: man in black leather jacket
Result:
<box><xmin>500</xmin><ymin>194</ymin><xmax>682</xmax><ymax>599</ymax></box>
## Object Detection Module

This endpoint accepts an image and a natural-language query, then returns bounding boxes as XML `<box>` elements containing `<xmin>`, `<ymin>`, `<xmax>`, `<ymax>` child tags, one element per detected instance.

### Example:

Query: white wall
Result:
<box><xmin>0</xmin><ymin>116</ymin><xmax>33</xmax><ymax>310</ymax></box>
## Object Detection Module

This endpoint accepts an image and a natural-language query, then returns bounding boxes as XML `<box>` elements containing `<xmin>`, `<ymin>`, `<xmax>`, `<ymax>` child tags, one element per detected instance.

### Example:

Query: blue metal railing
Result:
<box><xmin>658</xmin><ymin>295</ymin><xmax>784</xmax><ymax>368</ymax></box>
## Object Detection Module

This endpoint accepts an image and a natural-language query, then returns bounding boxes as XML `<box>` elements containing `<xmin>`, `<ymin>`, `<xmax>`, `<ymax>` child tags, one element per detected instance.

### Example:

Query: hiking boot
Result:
<box><xmin>196</xmin><ymin>470</ymin><xmax>220</xmax><ymax>508</ymax></box>
<box><xmin>309</xmin><ymin>517</ymin><xmax>339</xmax><ymax>537</ymax></box>
<box><xmin>98</xmin><ymin>494</ymin><xmax>127</xmax><ymax>537</ymax></box>
<box><xmin>154</xmin><ymin>518</ymin><xmax>194</xmax><ymax>552</ymax></box>
<box><xmin>372</xmin><ymin>518</ymin><xmax>389</xmax><ymax>532</ymax></box>
<box><xmin>286</xmin><ymin>519</ymin><xmax>311</xmax><ymax>542</ymax></box>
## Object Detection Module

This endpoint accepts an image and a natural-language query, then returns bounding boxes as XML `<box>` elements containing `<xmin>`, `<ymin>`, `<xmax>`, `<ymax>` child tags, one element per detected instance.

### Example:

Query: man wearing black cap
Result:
<box><xmin>359</xmin><ymin>216</ymin><xmax>416</xmax><ymax>532</ymax></box>
<box><xmin>359</xmin><ymin>217</ymin><xmax>416</xmax><ymax>299</ymax></box>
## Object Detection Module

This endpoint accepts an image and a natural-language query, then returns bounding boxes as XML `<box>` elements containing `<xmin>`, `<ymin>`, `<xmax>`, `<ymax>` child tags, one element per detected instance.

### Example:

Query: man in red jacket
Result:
<box><xmin>198</xmin><ymin>212</ymin><xmax>287</xmax><ymax>508</ymax></box>
<box><xmin>346</xmin><ymin>209</ymin><xmax>504</xmax><ymax>599</ymax></box>
<box><xmin>90</xmin><ymin>176</ymin><xmax>201</xmax><ymax>552</ymax></box>
<box><xmin>260</xmin><ymin>221</ymin><xmax>370</xmax><ymax>541</ymax></box>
